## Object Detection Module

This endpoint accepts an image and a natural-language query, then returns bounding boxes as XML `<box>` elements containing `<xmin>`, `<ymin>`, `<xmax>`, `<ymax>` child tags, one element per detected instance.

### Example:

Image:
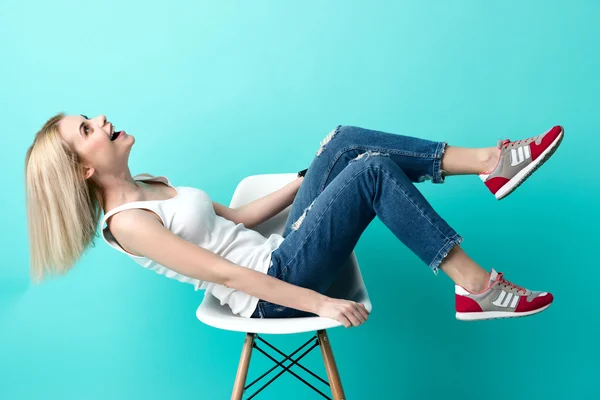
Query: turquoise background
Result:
<box><xmin>1</xmin><ymin>0</ymin><xmax>598</xmax><ymax>399</ymax></box>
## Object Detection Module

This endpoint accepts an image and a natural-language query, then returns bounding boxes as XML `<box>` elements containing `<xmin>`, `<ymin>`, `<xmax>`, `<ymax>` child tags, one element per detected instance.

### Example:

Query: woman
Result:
<box><xmin>24</xmin><ymin>113</ymin><xmax>563</xmax><ymax>327</ymax></box>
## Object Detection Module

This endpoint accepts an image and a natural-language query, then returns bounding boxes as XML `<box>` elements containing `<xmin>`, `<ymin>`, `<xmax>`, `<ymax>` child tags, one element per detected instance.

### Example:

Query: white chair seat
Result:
<box><xmin>196</xmin><ymin>173</ymin><xmax>372</xmax><ymax>335</ymax></box>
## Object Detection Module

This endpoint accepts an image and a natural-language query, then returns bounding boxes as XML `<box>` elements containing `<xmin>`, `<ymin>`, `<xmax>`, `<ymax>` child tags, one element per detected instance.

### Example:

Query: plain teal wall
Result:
<box><xmin>1</xmin><ymin>1</ymin><xmax>598</xmax><ymax>399</ymax></box>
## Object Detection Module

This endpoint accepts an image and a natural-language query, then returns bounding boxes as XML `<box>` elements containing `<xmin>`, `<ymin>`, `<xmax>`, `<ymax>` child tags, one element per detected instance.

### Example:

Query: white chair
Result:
<box><xmin>196</xmin><ymin>173</ymin><xmax>373</xmax><ymax>400</ymax></box>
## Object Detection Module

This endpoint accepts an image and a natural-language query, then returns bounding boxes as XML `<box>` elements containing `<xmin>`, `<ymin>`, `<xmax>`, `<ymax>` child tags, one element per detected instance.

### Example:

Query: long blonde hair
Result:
<box><xmin>25</xmin><ymin>112</ymin><xmax>105</xmax><ymax>283</ymax></box>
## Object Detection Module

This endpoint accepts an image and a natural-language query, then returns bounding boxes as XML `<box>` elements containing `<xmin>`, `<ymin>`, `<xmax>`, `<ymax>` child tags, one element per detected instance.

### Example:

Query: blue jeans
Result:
<box><xmin>250</xmin><ymin>125</ymin><xmax>463</xmax><ymax>319</ymax></box>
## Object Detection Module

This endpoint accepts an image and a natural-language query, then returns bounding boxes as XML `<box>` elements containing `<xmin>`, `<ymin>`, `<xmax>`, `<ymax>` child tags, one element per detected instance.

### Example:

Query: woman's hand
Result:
<box><xmin>315</xmin><ymin>296</ymin><xmax>370</xmax><ymax>328</ymax></box>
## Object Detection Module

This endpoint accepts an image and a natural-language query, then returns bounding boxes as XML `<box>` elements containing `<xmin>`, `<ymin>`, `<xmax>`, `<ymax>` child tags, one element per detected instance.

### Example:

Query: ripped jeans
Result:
<box><xmin>250</xmin><ymin>125</ymin><xmax>463</xmax><ymax>319</ymax></box>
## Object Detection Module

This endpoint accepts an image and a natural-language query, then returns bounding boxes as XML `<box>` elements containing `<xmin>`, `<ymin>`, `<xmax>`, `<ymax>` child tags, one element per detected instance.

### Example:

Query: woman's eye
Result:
<box><xmin>83</xmin><ymin>126</ymin><xmax>90</xmax><ymax>135</ymax></box>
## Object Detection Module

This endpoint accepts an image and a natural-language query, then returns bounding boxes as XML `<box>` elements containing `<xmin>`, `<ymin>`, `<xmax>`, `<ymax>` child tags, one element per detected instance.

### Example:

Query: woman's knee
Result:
<box><xmin>317</xmin><ymin>125</ymin><xmax>391</xmax><ymax>156</ymax></box>
<box><xmin>315</xmin><ymin>125</ymin><xmax>343</xmax><ymax>156</ymax></box>
<box><xmin>315</xmin><ymin>125</ymin><xmax>371</xmax><ymax>157</ymax></box>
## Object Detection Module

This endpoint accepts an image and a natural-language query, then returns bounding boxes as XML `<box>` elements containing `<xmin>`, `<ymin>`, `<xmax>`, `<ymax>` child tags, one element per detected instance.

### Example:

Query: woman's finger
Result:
<box><xmin>345</xmin><ymin>309</ymin><xmax>361</xmax><ymax>327</ymax></box>
<box><xmin>338</xmin><ymin>313</ymin><xmax>351</xmax><ymax>328</ymax></box>
<box><xmin>357</xmin><ymin>305</ymin><xmax>369</xmax><ymax>321</ymax></box>
<box><xmin>352</xmin><ymin>309</ymin><xmax>366</xmax><ymax>325</ymax></box>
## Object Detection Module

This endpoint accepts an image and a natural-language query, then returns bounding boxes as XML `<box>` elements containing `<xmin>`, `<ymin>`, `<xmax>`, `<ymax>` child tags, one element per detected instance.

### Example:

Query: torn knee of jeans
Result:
<box><xmin>418</xmin><ymin>174</ymin><xmax>433</xmax><ymax>182</ymax></box>
<box><xmin>316</xmin><ymin>126</ymin><xmax>340</xmax><ymax>156</ymax></box>
<box><xmin>351</xmin><ymin>150</ymin><xmax>390</xmax><ymax>162</ymax></box>
<box><xmin>290</xmin><ymin>198</ymin><xmax>316</xmax><ymax>231</ymax></box>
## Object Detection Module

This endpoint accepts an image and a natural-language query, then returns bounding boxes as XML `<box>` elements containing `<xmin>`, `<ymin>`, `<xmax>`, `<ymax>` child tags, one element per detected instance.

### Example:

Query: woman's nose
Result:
<box><xmin>93</xmin><ymin>115</ymin><xmax>107</xmax><ymax>126</ymax></box>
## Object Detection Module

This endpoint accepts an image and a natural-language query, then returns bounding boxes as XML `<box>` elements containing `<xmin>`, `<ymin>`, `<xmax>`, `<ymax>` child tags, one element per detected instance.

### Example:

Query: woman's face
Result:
<box><xmin>59</xmin><ymin>114</ymin><xmax>134</xmax><ymax>180</ymax></box>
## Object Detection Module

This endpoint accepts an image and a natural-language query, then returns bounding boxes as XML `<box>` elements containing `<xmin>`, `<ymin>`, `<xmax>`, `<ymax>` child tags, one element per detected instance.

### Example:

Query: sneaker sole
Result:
<box><xmin>495</xmin><ymin>127</ymin><xmax>564</xmax><ymax>200</ymax></box>
<box><xmin>455</xmin><ymin>303</ymin><xmax>552</xmax><ymax>321</ymax></box>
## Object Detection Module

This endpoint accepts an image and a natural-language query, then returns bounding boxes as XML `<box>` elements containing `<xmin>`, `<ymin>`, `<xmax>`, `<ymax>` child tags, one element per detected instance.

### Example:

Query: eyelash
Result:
<box><xmin>82</xmin><ymin>115</ymin><xmax>90</xmax><ymax>135</ymax></box>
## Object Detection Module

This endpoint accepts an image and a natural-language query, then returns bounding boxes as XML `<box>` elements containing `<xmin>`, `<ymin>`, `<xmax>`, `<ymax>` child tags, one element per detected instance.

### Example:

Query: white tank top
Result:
<box><xmin>100</xmin><ymin>173</ymin><xmax>284</xmax><ymax>318</ymax></box>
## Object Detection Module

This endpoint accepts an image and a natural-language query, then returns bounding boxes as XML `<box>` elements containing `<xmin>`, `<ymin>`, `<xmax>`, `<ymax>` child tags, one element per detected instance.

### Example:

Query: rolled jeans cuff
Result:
<box><xmin>429</xmin><ymin>233</ymin><xmax>463</xmax><ymax>276</ymax></box>
<box><xmin>431</xmin><ymin>141</ymin><xmax>448</xmax><ymax>184</ymax></box>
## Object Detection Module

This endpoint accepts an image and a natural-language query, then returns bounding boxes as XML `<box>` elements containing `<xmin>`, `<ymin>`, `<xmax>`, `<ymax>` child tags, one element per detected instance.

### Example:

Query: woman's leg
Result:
<box><xmin>441</xmin><ymin>145</ymin><xmax>500</xmax><ymax>176</ymax></box>
<box><xmin>253</xmin><ymin>154</ymin><xmax>552</xmax><ymax>320</ymax></box>
<box><xmin>251</xmin><ymin>125</ymin><xmax>555</xmax><ymax>319</ymax></box>
<box><xmin>277</xmin><ymin>125</ymin><xmax>494</xmax><ymax>291</ymax></box>
<box><xmin>283</xmin><ymin>125</ymin><xmax>444</xmax><ymax>238</ymax></box>
<box><xmin>282</xmin><ymin>125</ymin><xmax>503</xmax><ymax>237</ymax></box>
<box><xmin>279</xmin><ymin>125</ymin><xmax>495</xmax><ymax>294</ymax></box>
<box><xmin>255</xmin><ymin>154</ymin><xmax>465</xmax><ymax>318</ymax></box>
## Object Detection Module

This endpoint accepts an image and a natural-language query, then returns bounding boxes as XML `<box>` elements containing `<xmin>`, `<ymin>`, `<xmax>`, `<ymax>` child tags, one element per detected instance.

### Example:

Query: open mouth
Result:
<box><xmin>110</xmin><ymin>130</ymin><xmax>122</xmax><ymax>141</ymax></box>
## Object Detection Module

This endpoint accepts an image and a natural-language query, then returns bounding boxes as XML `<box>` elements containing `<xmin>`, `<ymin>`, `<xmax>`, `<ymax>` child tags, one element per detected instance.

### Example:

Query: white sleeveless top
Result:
<box><xmin>100</xmin><ymin>173</ymin><xmax>284</xmax><ymax>318</ymax></box>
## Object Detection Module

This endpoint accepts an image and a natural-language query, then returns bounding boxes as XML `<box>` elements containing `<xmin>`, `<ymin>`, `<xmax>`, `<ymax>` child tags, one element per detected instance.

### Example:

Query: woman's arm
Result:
<box><xmin>109</xmin><ymin>207</ymin><xmax>368</xmax><ymax>327</ymax></box>
<box><xmin>225</xmin><ymin>264</ymin><xmax>369</xmax><ymax>327</ymax></box>
<box><xmin>234</xmin><ymin>176</ymin><xmax>303</xmax><ymax>229</ymax></box>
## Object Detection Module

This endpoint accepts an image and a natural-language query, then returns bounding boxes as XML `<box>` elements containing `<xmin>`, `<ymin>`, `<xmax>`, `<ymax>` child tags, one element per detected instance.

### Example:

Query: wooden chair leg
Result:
<box><xmin>231</xmin><ymin>333</ymin><xmax>255</xmax><ymax>400</ymax></box>
<box><xmin>317</xmin><ymin>329</ymin><xmax>346</xmax><ymax>400</ymax></box>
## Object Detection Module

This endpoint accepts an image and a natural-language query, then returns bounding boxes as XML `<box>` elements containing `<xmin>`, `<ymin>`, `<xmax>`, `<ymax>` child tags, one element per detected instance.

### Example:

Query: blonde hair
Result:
<box><xmin>25</xmin><ymin>112</ymin><xmax>105</xmax><ymax>283</ymax></box>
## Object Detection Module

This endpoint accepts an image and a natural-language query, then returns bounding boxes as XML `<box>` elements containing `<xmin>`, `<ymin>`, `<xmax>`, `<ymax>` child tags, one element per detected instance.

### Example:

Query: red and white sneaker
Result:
<box><xmin>479</xmin><ymin>125</ymin><xmax>564</xmax><ymax>200</ymax></box>
<box><xmin>455</xmin><ymin>269</ymin><xmax>554</xmax><ymax>321</ymax></box>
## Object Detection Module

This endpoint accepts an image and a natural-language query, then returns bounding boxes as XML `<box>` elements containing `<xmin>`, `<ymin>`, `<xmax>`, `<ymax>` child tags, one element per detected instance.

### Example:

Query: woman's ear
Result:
<box><xmin>83</xmin><ymin>166</ymin><xmax>95</xmax><ymax>180</ymax></box>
